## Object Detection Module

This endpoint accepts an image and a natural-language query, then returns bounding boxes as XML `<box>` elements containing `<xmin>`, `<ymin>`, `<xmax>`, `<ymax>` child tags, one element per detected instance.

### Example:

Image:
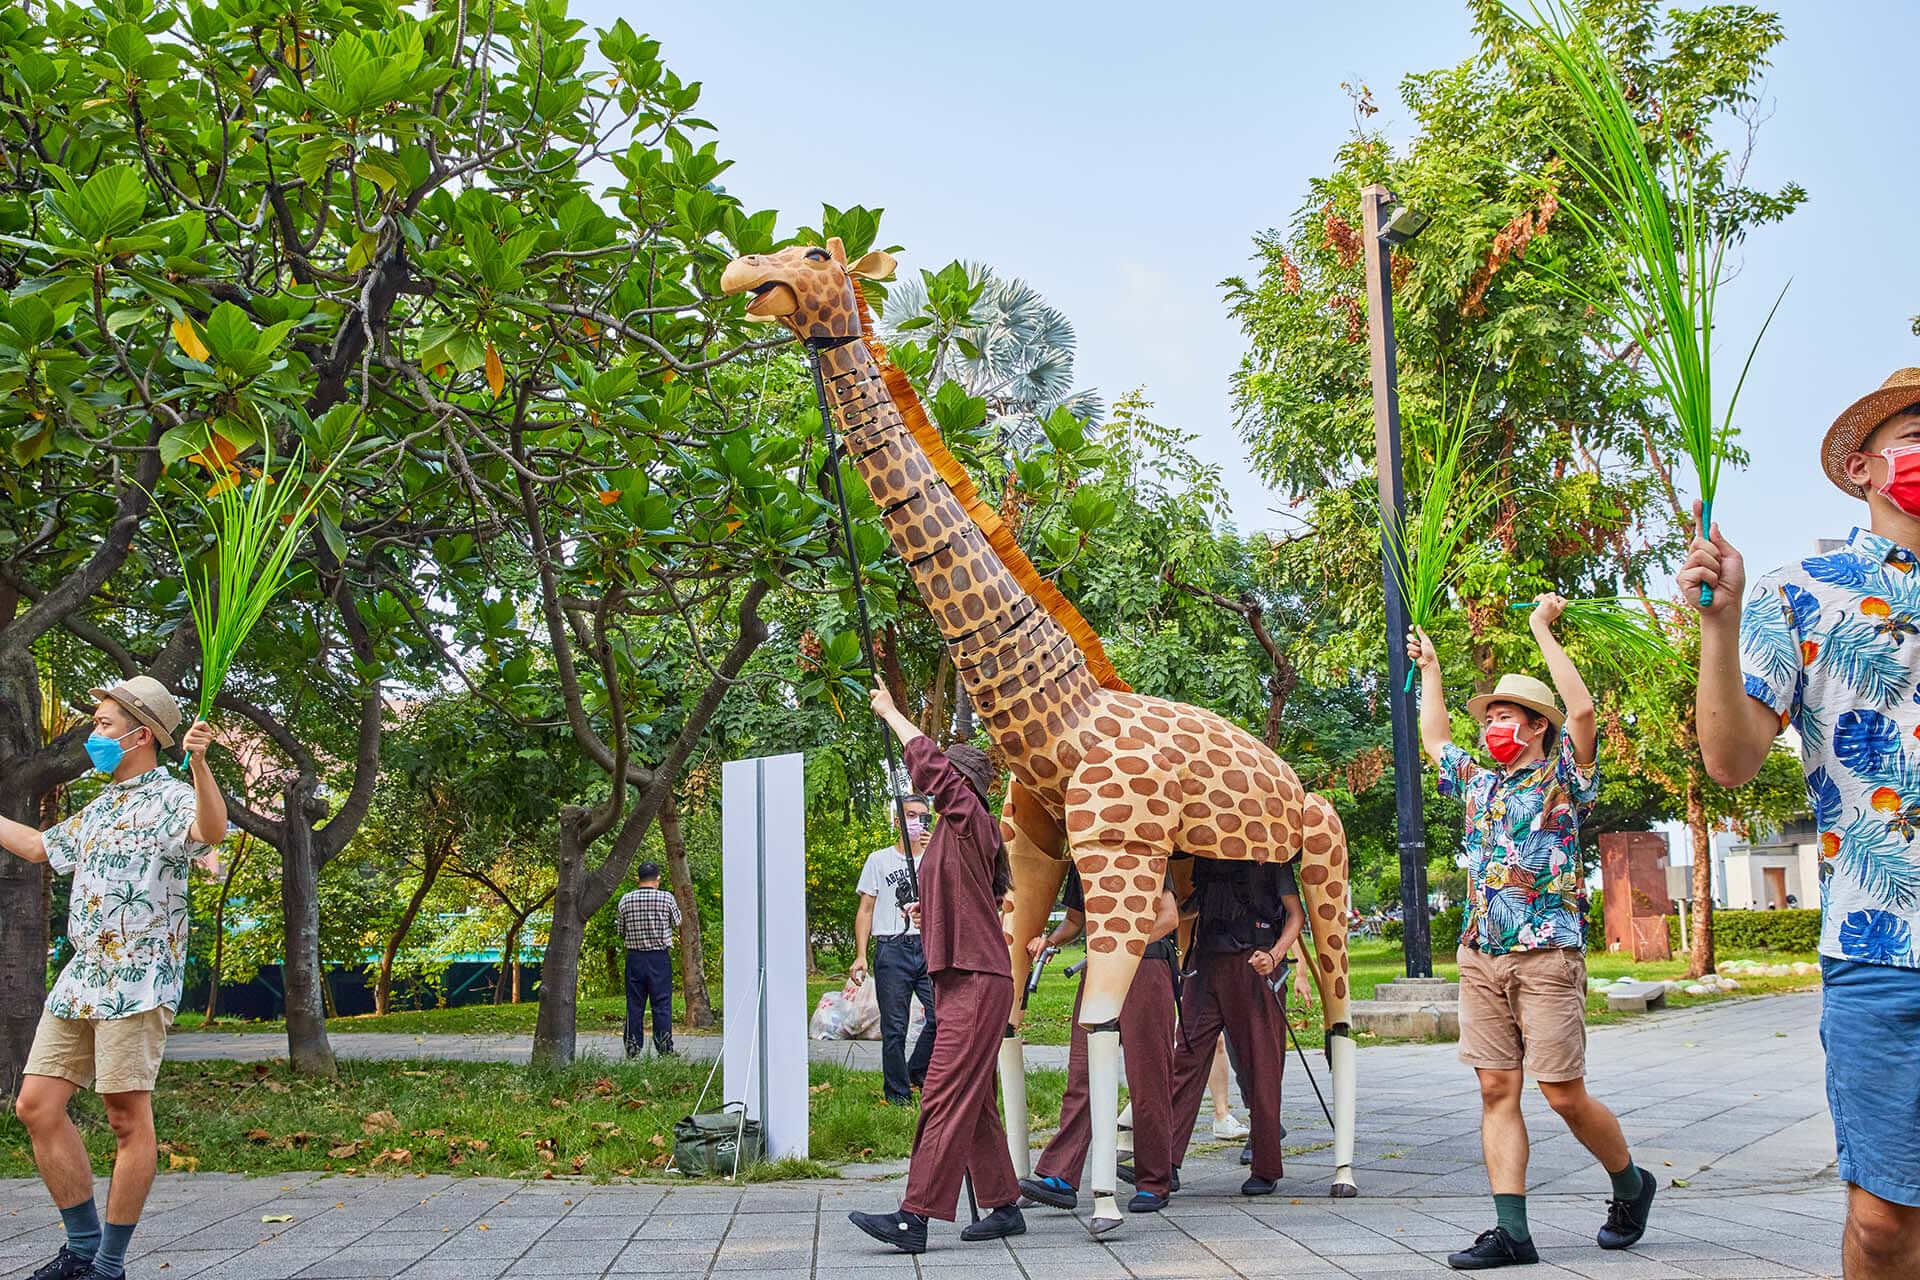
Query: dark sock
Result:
<box><xmin>60</xmin><ymin>1199</ymin><xmax>100</xmax><ymax>1260</ymax></box>
<box><xmin>91</xmin><ymin>1221</ymin><xmax>135</xmax><ymax>1278</ymax></box>
<box><xmin>1493</xmin><ymin>1192</ymin><xmax>1530</xmax><ymax>1243</ymax></box>
<box><xmin>1608</xmin><ymin>1162</ymin><xmax>1643</xmax><ymax>1201</ymax></box>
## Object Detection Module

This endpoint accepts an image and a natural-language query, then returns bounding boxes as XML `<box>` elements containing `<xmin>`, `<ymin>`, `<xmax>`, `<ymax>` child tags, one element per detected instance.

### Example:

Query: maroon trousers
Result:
<box><xmin>1168</xmin><ymin>948</ymin><xmax>1289</xmax><ymax>1180</ymax></box>
<box><xmin>901</xmin><ymin>969</ymin><xmax>1019</xmax><ymax>1220</ymax></box>
<box><xmin>1035</xmin><ymin>952</ymin><xmax>1178</xmax><ymax>1195</ymax></box>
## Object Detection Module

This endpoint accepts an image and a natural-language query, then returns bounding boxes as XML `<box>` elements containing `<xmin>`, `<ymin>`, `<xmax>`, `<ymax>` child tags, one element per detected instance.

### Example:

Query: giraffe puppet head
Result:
<box><xmin>719</xmin><ymin>237</ymin><xmax>895</xmax><ymax>342</ymax></box>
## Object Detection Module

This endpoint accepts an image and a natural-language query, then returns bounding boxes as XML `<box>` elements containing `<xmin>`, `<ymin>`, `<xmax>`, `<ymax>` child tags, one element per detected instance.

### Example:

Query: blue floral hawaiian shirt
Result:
<box><xmin>1741</xmin><ymin>527</ymin><xmax>1920</xmax><ymax>970</ymax></box>
<box><xmin>1437</xmin><ymin>734</ymin><xmax>1600</xmax><ymax>954</ymax></box>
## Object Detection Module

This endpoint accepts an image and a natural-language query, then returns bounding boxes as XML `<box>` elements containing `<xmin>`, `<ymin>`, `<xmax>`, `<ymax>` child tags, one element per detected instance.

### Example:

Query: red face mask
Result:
<box><xmin>1877</xmin><ymin>444</ymin><xmax>1920</xmax><ymax>517</ymax></box>
<box><xmin>1483</xmin><ymin>722</ymin><xmax>1532</xmax><ymax>766</ymax></box>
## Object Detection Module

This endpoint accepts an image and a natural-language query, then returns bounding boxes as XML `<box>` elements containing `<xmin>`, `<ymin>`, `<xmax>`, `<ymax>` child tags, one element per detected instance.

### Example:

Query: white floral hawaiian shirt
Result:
<box><xmin>41</xmin><ymin>767</ymin><xmax>213</xmax><ymax>1020</ymax></box>
<box><xmin>1742</xmin><ymin>527</ymin><xmax>1920</xmax><ymax>969</ymax></box>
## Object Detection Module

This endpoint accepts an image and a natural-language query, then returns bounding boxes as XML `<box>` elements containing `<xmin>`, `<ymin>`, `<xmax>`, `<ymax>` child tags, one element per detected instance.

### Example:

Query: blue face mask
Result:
<box><xmin>84</xmin><ymin>728</ymin><xmax>142</xmax><ymax>775</ymax></box>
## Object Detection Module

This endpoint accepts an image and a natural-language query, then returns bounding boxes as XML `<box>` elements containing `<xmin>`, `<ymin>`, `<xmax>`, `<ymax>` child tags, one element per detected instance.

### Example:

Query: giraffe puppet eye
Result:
<box><xmin>804</xmin><ymin>248</ymin><xmax>830</xmax><ymax>262</ymax></box>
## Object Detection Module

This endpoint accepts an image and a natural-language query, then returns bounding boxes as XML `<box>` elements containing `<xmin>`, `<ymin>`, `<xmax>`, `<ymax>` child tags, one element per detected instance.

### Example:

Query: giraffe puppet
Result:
<box><xmin>722</xmin><ymin>241</ymin><xmax>1358</xmax><ymax>1235</ymax></box>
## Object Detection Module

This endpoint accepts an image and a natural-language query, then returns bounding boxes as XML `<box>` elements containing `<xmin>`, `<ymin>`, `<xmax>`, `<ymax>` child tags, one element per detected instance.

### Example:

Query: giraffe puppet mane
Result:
<box><xmin>855</xmin><ymin>289</ymin><xmax>1129</xmax><ymax>693</ymax></box>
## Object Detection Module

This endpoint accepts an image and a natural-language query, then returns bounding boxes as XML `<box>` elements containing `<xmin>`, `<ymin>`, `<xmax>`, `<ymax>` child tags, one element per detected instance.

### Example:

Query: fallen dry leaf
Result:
<box><xmin>168</xmin><ymin>1154</ymin><xmax>199</xmax><ymax>1172</ymax></box>
<box><xmin>362</xmin><ymin>1110</ymin><xmax>401</xmax><ymax>1135</ymax></box>
<box><xmin>328</xmin><ymin>1141</ymin><xmax>365</xmax><ymax>1160</ymax></box>
<box><xmin>245</xmin><ymin>1129</ymin><xmax>272</xmax><ymax>1143</ymax></box>
<box><xmin>261</xmin><ymin>1214</ymin><xmax>293</xmax><ymax>1224</ymax></box>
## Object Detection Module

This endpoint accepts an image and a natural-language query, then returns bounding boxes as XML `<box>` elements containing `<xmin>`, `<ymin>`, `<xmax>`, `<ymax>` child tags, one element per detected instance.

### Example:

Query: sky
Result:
<box><xmin>584</xmin><ymin>0</ymin><xmax>1920</xmax><ymax>588</ymax></box>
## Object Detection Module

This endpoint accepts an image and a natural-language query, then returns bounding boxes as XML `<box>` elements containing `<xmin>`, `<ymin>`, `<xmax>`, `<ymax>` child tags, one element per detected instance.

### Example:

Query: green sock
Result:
<box><xmin>1493</xmin><ymin>1192</ymin><xmax>1530</xmax><ymax>1242</ymax></box>
<box><xmin>1609</xmin><ymin>1162</ymin><xmax>1643</xmax><ymax>1201</ymax></box>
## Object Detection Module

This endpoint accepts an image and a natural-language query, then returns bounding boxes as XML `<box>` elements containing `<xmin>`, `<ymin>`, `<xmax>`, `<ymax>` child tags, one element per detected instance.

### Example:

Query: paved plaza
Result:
<box><xmin>3</xmin><ymin>992</ymin><xmax>1843</xmax><ymax>1279</ymax></box>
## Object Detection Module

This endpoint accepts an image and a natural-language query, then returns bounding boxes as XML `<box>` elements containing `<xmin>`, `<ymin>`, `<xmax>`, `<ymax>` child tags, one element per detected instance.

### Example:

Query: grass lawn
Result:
<box><xmin>175</xmin><ymin>941</ymin><xmax>1820</xmax><ymax>1050</ymax></box>
<box><xmin>0</xmin><ymin>1057</ymin><xmax>1067</xmax><ymax>1183</ymax></box>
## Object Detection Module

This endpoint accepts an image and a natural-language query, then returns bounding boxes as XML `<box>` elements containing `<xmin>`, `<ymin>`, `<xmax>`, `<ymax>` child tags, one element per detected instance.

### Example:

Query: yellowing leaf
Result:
<box><xmin>597</xmin><ymin>489</ymin><xmax>622</xmax><ymax>505</ymax></box>
<box><xmin>173</xmin><ymin>317</ymin><xmax>210</xmax><ymax>361</ymax></box>
<box><xmin>261</xmin><ymin>1214</ymin><xmax>293</xmax><ymax>1224</ymax></box>
<box><xmin>484</xmin><ymin>343</ymin><xmax>505</xmax><ymax>397</ymax></box>
<box><xmin>168</xmin><ymin>1154</ymin><xmax>199</xmax><ymax>1171</ymax></box>
<box><xmin>345</xmin><ymin>232</ymin><xmax>377</xmax><ymax>274</ymax></box>
<box><xmin>207</xmin><ymin>470</ymin><xmax>244</xmax><ymax>499</ymax></box>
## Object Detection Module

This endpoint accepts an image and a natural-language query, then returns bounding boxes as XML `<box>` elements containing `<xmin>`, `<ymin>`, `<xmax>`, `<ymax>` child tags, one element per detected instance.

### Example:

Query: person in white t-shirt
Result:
<box><xmin>851</xmin><ymin>795</ymin><xmax>934</xmax><ymax>1104</ymax></box>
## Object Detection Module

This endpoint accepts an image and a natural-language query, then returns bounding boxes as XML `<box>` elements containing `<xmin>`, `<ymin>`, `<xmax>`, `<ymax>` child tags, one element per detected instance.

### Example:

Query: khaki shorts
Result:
<box><xmin>23</xmin><ymin>1007</ymin><xmax>174</xmax><ymax>1094</ymax></box>
<box><xmin>1456</xmin><ymin>945</ymin><xmax>1588</xmax><ymax>1082</ymax></box>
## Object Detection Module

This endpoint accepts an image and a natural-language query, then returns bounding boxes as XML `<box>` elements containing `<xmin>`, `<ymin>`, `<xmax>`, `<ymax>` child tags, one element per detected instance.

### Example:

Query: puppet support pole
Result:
<box><xmin>999</xmin><ymin>1029</ymin><xmax>1031</xmax><ymax>1178</ymax></box>
<box><xmin>1329</xmin><ymin>1027</ymin><xmax>1357</xmax><ymax>1197</ymax></box>
<box><xmin>1085</xmin><ymin>1024</ymin><xmax>1123</xmax><ymax>1235</ymax></box>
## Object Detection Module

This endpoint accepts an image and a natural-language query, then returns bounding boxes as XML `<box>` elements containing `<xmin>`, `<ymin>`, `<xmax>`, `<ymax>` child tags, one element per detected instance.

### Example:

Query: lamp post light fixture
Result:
<box><xmin>1360</xmin><ymin>183</ymin><xmax>1434</xmax><ymax>980</ymax></box>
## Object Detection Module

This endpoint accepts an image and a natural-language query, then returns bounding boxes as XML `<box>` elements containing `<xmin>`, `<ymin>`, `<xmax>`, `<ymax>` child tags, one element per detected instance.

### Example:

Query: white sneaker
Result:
<box><xmin>1212</xmin><ymin>1112</ymin><xmax>1250</xmax><ymax>1141</ymax></box>
<box><xmin>1117</xmin><ymin>1103</ymin><xmax>1134</xmax><ymax>1131</ymax></box>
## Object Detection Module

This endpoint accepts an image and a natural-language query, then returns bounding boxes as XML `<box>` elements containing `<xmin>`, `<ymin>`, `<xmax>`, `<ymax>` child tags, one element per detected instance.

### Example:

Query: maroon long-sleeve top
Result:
<box><xmin>904</xmin><ymin>736</ymin><xmax>1011</xmax><ymax>978</ymax></box>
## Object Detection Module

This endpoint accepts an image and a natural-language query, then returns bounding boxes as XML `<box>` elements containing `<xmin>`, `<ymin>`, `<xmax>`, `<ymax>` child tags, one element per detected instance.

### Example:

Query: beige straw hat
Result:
<box><xmin>89</xmin><ymin>676</ymin><xmax>184</xmax><ymax>748</ymax></box>
<box><xmin>1822</xmin><ymin>368</ymin><xmax>1920</xmax><ymax>498</ymax></box>
<box><xmin>1466</xmin><ymin>674</ymin><xmax>1565</xmax><ymax>731</ymax></box>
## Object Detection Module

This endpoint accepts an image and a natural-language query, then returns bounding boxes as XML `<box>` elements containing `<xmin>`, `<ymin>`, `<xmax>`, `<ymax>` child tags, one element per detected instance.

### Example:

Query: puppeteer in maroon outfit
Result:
<box><xmin>1167</xmin><ymin>859</ymin><xmax>1305</xmax><ymax>1190</ymax></box>
<box><xmin>1028</xmin><ymin>872</ymin><xmax>1179</xmax><ymax>1201</ymax></box>
<box><xmin>898</xmin><ymin>735</ymin><xmax>1018</xmax><ymax>1221</ymax></box>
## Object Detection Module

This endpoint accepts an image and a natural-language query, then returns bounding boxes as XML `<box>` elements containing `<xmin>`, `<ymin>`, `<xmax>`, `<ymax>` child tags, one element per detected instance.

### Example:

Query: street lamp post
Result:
<box><xmin>1361</xmin><ymin>183</ymin><xmax>1433</xmax><ymax>980</ymax></box>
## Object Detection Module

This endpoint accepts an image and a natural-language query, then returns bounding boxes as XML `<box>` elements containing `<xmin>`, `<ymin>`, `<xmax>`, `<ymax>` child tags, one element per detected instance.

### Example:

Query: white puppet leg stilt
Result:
<box><xmin>998</xmin><ymin>1028</ymin><xmax>1030</xmax><ymax>1179</ymax></box>
<box><xmin>1328</xmin><ymin>1027</ymin><xmax>1357</xmax><ymax>1197</ymax></box>
<box><xmin>1085</xmin><ymin>1023</ymin><xmax>1123</xmax><ymax>1236</ymax></box>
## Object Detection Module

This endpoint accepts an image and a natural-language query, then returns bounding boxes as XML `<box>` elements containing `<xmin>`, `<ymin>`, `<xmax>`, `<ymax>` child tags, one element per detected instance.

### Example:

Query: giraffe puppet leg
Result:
<box><xmin>998</xmin><ymin>782</ymin><xmax>1067</xmax><ymax>1180</ymax></box>
<box><xmin>1297</xmin><ymin>793</ymin><xmax>1358</xmax><ymax>1197</ymax></box>
<box><xmin>1071</xmin><ymin>838</ymin><xmax>1170</xmax><ymax>1237</ymax></box>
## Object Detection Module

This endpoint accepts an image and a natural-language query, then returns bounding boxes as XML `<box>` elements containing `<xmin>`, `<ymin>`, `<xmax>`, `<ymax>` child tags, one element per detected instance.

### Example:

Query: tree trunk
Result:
<box><xmin>279</xmin><ymin>787</ymin><xmax>338</xmax><ymax>1076</ymax></box>
<box><xmin>512</xmin><ymin>954</ymin><xmax>523</xmax><ymax>1003</ymax></box>
<box><xmin>375</xmin><ymin>842</ymin><xmax>450</xmax><ymax>1016</ymax></box>
<box><xmin>0</xmin><ymin>651</ymin><xmax>49</xmax><ymax>1097</ymax></box>
<box><xmin>531</xmin><ymin>826</ymin><xmax>588</xmax><ymax>1067</ymax></box>
<box><xmin>1686</xmin><ymin>777</ymin><xmax>1714</xmax><ymax>979</ymax></box>
<box><xmin>660</xmin><ymin>795</ymin><xmax>714</xmax><ymax>1029</ymax></box>
<box><xmin>205</xmin><ymin>834</ymin><xmax>252</xmax><ymax>1024</ymax></box>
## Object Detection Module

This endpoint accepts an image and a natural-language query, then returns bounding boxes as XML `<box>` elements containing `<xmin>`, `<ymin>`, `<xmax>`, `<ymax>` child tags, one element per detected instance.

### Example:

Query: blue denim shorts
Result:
<box><xmin>1821</xmin><ymin>957</ymin><xmax>1920</xmax><ymax>1206</ymax></box>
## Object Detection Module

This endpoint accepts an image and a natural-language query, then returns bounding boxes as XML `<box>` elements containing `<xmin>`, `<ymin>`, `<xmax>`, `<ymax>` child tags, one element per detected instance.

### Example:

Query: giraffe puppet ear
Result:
<box><xmin>825</xmin><ymin>236</ymin><xmax>848</xmax><ymax>264</ymax></box>
<box><xmin>848</xmin><ymin>250</ymin><xmax>896</xmax><ymax>281</ymax></box>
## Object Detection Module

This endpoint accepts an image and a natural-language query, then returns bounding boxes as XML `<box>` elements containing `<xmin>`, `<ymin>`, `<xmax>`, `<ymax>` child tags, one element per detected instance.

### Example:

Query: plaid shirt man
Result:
<box><xmin>617</xmin><ymin>885</ymin><xmax>682</xmax><ymax>952</ymax></box>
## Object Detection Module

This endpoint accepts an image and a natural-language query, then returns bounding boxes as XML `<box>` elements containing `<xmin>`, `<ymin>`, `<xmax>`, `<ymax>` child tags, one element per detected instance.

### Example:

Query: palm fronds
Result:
<box><xmin>1514</xmin><ymin>596</ymin><xmax>1679</xmax><ymax>676</ymax></box>
<box><xmin>1506</xmin><ymin>2</ymin><xmax>1786</xmax><ymax>604</ymax></box>
<box><xmin>1380</xmin><ymin>384</ymin><xmax>1510</xmax><ymax>690</ymax></box>
<box><xmin>154</xmin><ymin>431</ymin><xmax>348</xmax><ymax>744</ymax></box>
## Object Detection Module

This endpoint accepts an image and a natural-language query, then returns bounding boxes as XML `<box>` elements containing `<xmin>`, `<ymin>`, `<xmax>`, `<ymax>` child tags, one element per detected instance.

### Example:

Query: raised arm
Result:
<box><xmin>184</xmin><ymin>720</ymin><xmax>230</xmax><ymax>846</ymax></box>
<box><xmin>1408</xmin><ymin>627</ymin><xmax>1454</xmax><ymax>764</ymax></box>
<box><xmin>1678</xmin><ymin>504</ymin><xmax>1781</xmax><ymax>786</ymax></box>
<box><xmin>0</xmin><ymin>814</ymin><xmax>47</xmax><ymax>863</ymax></box>
<box><xmin>1527</xmin><ymin>594</ymin><xmax>1596</xmax><ymax>766</ymax></box>
<box><xmin>869</xmin><ymin>677</ymin><xmax>925</xmax><ymax>749</ymax></box>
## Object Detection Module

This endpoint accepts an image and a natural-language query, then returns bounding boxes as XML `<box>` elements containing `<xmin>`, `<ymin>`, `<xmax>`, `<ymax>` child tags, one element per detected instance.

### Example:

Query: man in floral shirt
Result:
<box><xmin>1412</xmin><ymin>596</ymin><xmax>1654</xmax><ymax>1271</ymax></box>
<box><xmin>1684</xmin><ymin>369</ymin><xmax>1920</xmax><ymax>1280</ymax></box>
<box><xmin>0</xmin><ymin>677</ymin><xmax>226</xmax><ymax>1280</ymax></box>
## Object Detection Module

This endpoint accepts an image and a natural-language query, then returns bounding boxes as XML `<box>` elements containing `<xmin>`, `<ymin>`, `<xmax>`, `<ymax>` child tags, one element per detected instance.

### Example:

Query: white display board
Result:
<box><xmin>722</xmin><ymin>752</ymin><xmax>809</xmax><ymax>1162</ymax></box>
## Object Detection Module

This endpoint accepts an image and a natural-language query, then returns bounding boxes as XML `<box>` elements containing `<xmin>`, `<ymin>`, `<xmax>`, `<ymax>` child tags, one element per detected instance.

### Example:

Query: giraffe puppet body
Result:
<box><xmin>722</xmin><ymin>241</ymin><xmax>1357</xmax><ymax>1233</ymax></box>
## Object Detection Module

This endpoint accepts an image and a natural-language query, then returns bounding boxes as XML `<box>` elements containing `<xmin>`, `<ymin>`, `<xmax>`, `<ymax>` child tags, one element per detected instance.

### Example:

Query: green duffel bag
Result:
<box><xmin>672</xmin><ymin>1110</ymin><xmax>764</xmax><ymax>1177</ymax></box>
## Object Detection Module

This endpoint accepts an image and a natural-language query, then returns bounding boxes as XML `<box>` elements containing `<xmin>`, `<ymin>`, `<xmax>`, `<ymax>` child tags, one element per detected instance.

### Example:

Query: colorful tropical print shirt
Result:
<box><xmin>1741</xmin><ymin>527</ymin><xmax>1920</xmax><ymax>969</ymax></box>
<box><xmin>1437</xmin><ymin>735</ymin><xmax>1600</xmax><ymax>955</ymax></box>
<box><xmin>41</xmin><ymin>767</ymin><xmax>211</xmax><ymax>1020</ymax></box>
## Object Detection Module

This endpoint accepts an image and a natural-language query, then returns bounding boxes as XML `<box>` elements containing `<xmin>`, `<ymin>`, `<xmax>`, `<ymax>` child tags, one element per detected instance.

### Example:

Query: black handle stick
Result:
<box><xmin>806</xmin><ymin>344</ymin><xmax>917</xmax><ymax>903</ymax></box>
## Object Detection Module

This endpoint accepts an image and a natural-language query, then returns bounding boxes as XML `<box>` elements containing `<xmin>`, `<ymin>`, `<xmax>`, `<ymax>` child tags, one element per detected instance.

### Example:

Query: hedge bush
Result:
<box><xmin>1379</xmin><ymin>905</ymin><xmax>1463</xmax><ymax>951</ymax></box>
<box><xmin>1665</xmin><ymin>908</ymin><xmax>1821</xmax><ymax>954</ymax></box>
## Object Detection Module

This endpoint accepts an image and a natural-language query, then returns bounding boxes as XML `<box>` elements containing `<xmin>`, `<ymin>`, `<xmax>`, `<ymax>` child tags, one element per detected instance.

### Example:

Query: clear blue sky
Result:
<box><xmin>588</xmin><ymin>1</ymin><xmax>1918</xmax><ymax>585</ymax></box>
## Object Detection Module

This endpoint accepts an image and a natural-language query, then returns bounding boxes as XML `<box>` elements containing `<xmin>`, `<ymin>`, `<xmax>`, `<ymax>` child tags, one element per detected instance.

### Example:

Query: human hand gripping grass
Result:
<box><xmin>152</xmin><ymin>431</ymin><xmax>349</xmax><ymax>767</ymax></box>
<box><xmin>1508</xmin><ymin>593</ymin><xmax>1678</xmax><ymax>677</ymax></box>
<box><xmin>1506</xmin><ymin>1</ymin><xmax>1787</xmax><ymax>608</ymax></box>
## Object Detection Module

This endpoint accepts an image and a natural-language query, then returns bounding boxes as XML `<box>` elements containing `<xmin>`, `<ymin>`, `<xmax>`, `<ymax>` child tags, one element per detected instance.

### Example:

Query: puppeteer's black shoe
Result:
<box><xmin>1446</xmin><ymin>1227</ymin><xmax>1540</xmax><ymax>1270</ymax></box>
<box><xmin>848</xmin><ymin>1208</ymin><xmax>927</xmax><ymax>1254</ymax></box>
<box><xmin>1117</xmin><ymin>1161</ymin><xmax>1180</xmax><ymax>1192</ymax></box>
<box><xmin>1596</xmin><ymin>1167</ymin><xmax>1656</xmax><ymax>1250</ymax></box>
<box><xmin>960</xmin><ymin>1205</ymin><xmax>1025</xmax><ymax>1242</ymax></box>
<box><xmin>1128</xmin><ymin>1191</ymin><xmax>1170</xmax><ymax>1213</ymax></box>
<box><xmin>1017</xmin><ymin>1175</ymin><xmax>1077</xmax><ymax>1210</ymax></box>
<box><xmin>27</xmin><ymin>1248</ymin><xmax>95</xmax><ymax>1280</ymax></box>
<box><xmin>1240</xmin><ymin>1175</ymin><xmax>1278</xmax><ymax>1196</ymax></box>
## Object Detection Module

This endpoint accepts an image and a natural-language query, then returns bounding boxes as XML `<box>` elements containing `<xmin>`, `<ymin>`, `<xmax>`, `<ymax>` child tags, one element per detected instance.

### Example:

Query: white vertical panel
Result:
<box><xmin>722</xmin><ymin>753</ymin><xmax>808</xmax><ymax>1162</ymax></box>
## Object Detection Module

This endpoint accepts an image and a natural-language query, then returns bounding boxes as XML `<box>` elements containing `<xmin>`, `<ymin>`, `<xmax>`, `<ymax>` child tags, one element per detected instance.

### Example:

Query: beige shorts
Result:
<box><xmin>1456</xmin><ymin>945</ymin><xmax>1588</xmax><ymax>1082</ymax></box>
<box><xmin>23</xmin><ymin>1006</ymin><xmax>174</xmax><ymax>1094</ymax></box>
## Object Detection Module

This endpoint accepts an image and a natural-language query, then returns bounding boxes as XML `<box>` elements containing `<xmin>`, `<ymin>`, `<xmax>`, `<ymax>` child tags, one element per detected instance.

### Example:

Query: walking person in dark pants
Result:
<box><xmin>617</xmin><ymin>863</ymin><xmax>681</xmax><ymax>1057</ymax></box>
<box><xmin>851</xmin><ymin>796</ymin><xmax>935</xmax><ymax>1104</ymax></box>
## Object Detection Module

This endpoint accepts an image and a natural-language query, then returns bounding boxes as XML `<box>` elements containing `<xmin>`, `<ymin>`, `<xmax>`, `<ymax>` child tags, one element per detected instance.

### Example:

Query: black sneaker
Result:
<box><xmin>1117</xmin><ymin>1161</ymin><xmax>1180</xmax><ymax>1192</ymax></box>
<box><xmin>1596</xmin><ymin>1167</ymin><xmax>1656</xmax><ymax>1250</ymax></box>
<box><xmin>960</xmin><ymin>1205</ymin><xmax>1025</xmax><ymax>1242</ymax></box>
<box><xmin>1017</xmin><ymin>1175</ymin><xmax>1077</xmax><ymax>1209</ymax></box>
<box><xmin>28</xmin><ymin>1249</ymin><xmax>95</xmax><ymax>1280</ymax></box>
<box><xmin>1446</xmin><ymin>1227</ymin><xmax>1540</xmax><ymax>1270</ymax></box>
<box><xmin>1241</xmin><ymin>1175</ymin><xmax>1277</xmax><ymax>1196</ymax></box>
<box><xmin>848</xmin><ymin>1208</ymin><xmax>927</xmax><ymax>1254</ymax></box>
<box><xmin>1128</xmin><ymin>1191</ymin><xmax>1170</xmax><ymax>1213</ymax></box>
<box><xmin>1240</xmin><ymin>1140</ymin><xmax>1253</xmax><ymax>1166</ymax></box>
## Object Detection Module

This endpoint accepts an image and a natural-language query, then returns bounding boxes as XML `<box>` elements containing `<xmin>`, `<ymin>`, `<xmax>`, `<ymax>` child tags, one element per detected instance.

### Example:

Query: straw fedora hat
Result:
<box><xmin>1822</xmin><ymin>368</ymin><xmax>1920</xmax><ymax>497</ymax></box>
<box><xmin>89</xmin><ymin>676</ymin><xmax>184</xmax><ymax>749</ymax></box>
<box><xmin>1466</xmin><ymin>674</ymin><xmax>1565</xmax><ymax>731</ymax></box>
